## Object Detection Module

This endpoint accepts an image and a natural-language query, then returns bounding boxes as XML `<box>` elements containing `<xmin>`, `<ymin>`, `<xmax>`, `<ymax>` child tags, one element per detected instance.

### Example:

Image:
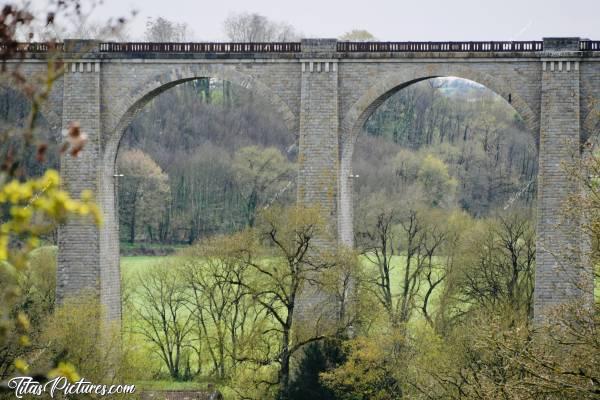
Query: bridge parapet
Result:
<box><xmin>580</xmin><ymin>40</ymin><xmax>600</xmax><ymax>51</ymax></box>
<box><xmin>337</xmin><ymin>40</ymin><xmax>544</xmax><ymax>52</ymax></box>
<box><xmin>99</xmin><ymin>41</ymin><xmax>301</xmax><ymax>53</ymax></box>
<box><xmin>5</xmin><ymin>38</ymin><xmax>600</xmax><ymax>58</ymax></box>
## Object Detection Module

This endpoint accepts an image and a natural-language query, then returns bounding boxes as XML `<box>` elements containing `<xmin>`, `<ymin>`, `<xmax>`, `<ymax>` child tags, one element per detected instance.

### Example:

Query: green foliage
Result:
<box><xmin>169</xmin><ymin>145</ymin><xmax>243</xmax><ymax>242</ymax></box>
<box><xmin>320</xmin><ymin>331</ymin><xmax>404</xmax><ymax>400</ymax></box>
<box><xmin>417</xmin><ymin>154</ymin><xmax>457</xmax><ymax>207</ymax></box>
<box><xmin>121</xmin><ymin>206</ymin><xmax>358</xmax><ymax>399</ymax></box>
<box><xmin>410</xmin><ymin>304</ymin><xmax>600</xmax><ymax>400</ymax></box>
<box><xmin>0</xmin><ymin>171</ymin><xmax>100</xmax><ymax>378</ymax></box>
<box><xmin>35</xmin><ymin>295</ymin><xmax>117</xmax><ymax>382</ymax></box>
<box><xmin>15</xmin><ymin>246</ymin><xmax>56</xmax><ymax>323</ymax></box>
<box><xmin>0</xmin><ymin>246</ymin><xmax>56</xmax><ymax>380</ymax></box>
<box><xmin>129</xmin><ymin>261</ymin><xmax>193</xmax><ymax>380</ymax></box>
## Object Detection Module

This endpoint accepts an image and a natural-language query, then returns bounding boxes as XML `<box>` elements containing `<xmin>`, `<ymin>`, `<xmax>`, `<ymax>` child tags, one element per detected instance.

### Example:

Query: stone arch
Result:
<box><xmin>95</xmin><ymin>64</ymin><xmax>299</xmax><ymax>282</ymax></box>
<box><xmin>104</xmin><ymin>64</ymin><xmax>297</xmax><ymax>167</ymax></box>
<box><xmin>337</xmin><ymin>65</ymin><xmax>540</xmax><ymax>244</ymax></box>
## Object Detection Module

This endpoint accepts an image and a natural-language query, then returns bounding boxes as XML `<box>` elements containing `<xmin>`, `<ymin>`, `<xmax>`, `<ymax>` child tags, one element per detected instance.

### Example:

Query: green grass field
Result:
<box><xmin>121</xmin><ymin>255</ymin><xmax>174</xmax><ymax>279</ymax></box>
<box><xmin>120</xmin><ymin>252</ymin><xmax>447</xmax><ymax>335</ymax></box>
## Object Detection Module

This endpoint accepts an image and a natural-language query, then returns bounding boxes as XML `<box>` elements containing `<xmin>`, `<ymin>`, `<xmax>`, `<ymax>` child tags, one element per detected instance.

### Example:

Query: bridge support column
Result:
<box><xmin>298</xmin><ymin>39</ymin><xmax>340</xmax><ymax>236</ymax></box>
<box><xmin>57</xmin><ymin>40</ymin><xmax>121</xmax><ymax>322</ymax></box>
<box><xmin>534</xmin><ymin>38</ymin><xmax>591</xmax><ymax>323</ymax></box>
<box><xmin>296</xmin><ymin>39</ymin><xmax>340</xmax><ymax>319</ymax></box>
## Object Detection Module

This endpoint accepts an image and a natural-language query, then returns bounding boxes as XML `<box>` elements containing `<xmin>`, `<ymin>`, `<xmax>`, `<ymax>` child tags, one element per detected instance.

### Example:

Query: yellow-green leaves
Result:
<box><xmin>48</xmin><ymin>362</ymin><xmax>81</xmax><ymax>383</ymax></box>
<box><xmin>0</xmin><ymin>169</ymin><xmax>101</xmax><ymax>266</ymax></box>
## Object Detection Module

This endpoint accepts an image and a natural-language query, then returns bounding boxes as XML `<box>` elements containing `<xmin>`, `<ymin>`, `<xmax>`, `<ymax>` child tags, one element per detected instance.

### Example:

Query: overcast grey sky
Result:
<box><xmin>48</xmin><ymin>0</ymin><xmax>600</xmax><ymax>41</ymax></box>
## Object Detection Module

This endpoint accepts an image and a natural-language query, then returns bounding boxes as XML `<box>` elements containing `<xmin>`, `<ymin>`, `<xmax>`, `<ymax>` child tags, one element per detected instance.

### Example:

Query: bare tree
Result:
<box><xmin>181</xmin><ymin>241</ymin><xmax>260</xmax><ymax>379</ymax></box>
<box><xmin>223</xmin><ymin>12</ymin><xmax>299</xmax><ymax>42</ymax></box>
<box><xmin>145</xmin><ymin>17</ymin><xmax>191</xmax><ymax>42</ymax></box>
<box><xmin>133</xmin><ymin>263</ymin><xmax>195</xmax><ymax>380</ymax></box>
<box><xmin>455</xmin><ymin>212</ymin><xmax>535</xmax><ymax>319</ymax></box>
<box><xmin>357</xmin><ymin>201</ymin><xmax>454</xmax><ymax>328</ymax></box>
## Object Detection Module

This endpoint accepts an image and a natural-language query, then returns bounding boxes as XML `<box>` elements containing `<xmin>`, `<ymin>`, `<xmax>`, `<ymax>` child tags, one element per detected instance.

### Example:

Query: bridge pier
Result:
<box><xmin>56</xmin><ymin>40</ymin><xmax>121</xmax><ymax>322</ymax></box>
<box><xmin>298</xmin><ymin>39</ymin><xmax>340</xmax><ymax>232</ymax></box>
<box><xmin>534</xmin><ymin>38</ymin><xmax>592</xmax><ymax>323</ymax></box>
<box><xmin>296</xmin><ymin>39</ymin><xmax>341</xmax><ymax>320</ymax></box>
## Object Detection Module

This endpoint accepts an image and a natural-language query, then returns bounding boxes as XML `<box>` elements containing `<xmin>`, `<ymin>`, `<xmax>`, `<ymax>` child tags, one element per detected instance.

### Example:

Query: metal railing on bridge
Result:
<box><xmin>99</xmin><ymin>42</ymin><xmax>301</xmax><ymax>53</ymax></box>
<box><xmin>101</xmin><ymin>41</ymin><xmax>546</xmax><ymax>53</ymax></box>
<box><xmin>336</xmin><ymin>41</ymin><xmax>544</xmax><ymax>52</ymax></box>
<box><xmin>5</xmin><ymin>40</ymin><xmax>600</xmax><ymax>54</ymax></box>
<box><xmin>580</xmin><ymin>40</ymin><xmax>600</xmax><ymax>51</ymax></box>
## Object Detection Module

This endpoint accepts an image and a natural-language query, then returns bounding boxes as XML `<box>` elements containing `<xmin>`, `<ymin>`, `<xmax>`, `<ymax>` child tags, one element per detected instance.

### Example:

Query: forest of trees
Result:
<box><xmin>113</xmin><ymin>75</ymin><xmax>537</xmax><ymax>248</ymax></box>
<box><xmin>0</xmin><ymin>7</ymin><xmax>597</xmax><ymax>400</ymax></box>
<box><xmin>357</xmin><ymin>78</ymin><xmax>537</xmax><ymax>216</ymax></box>
<box><xmin>117</xmin><ymin>79</ymin><xmax>296</xmax><ymax>245</ymax></box>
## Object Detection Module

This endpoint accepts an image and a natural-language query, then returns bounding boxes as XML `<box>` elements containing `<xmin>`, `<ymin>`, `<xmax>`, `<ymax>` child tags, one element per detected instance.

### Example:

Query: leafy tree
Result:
<box><xmin>358</xmin><ymin>78</ymin><xmax>537</xmax><ymax>216</ymax></box>
<box><xmin>118</xmin><ymin>77</ymin><xmax>297</xmax><ymax>244</ymax></box>
<box><xmin>0</xmin><ymin>171</ymin><xmax>100</xmax><ymax>379</ymax></box>
<box><xmin>0</xmin><ymin>246</ymin><xmax>56</xmax><ymax>379</ymax></box>
<box><xmin>321</xmin><ymin>332</ymin><xmax>404</xmax><ymax>400</ymax></box>
<box><xmin>35</xmin><ymin>295</ymin><xmax>121</xmax><ymax>385</ymax></box>
<box><xmin>410</xmin><ymin>305</ymin><xmax>599</xmax><ymax>400</ymax></box>
<box><xmin>181</xmin><ymin>235</ymin><xmax>261</xmax><ymax>379</ymax></box>
<box><xmin>117</xmin><ymin>149</ymin><xmax>170</xmax><ymax>244</ymax></box>
<box><xmin>169</xmin><ymin>146</ymin><xmax>242</xmax><ymax>243</ymax></box>
<box><xmin>356</xmin><ymin>198</ymin><xmax>457</xmax><ymax>328</ymax></box>
<box><xmin>417</xmin><ymin>154</ymin><xmax>457</xmax><ymax>208</ymax></box>
<box><xmin>0</xmin><ymin>0</ymin><xmax>128</xmax><ymax>390</ymax></box>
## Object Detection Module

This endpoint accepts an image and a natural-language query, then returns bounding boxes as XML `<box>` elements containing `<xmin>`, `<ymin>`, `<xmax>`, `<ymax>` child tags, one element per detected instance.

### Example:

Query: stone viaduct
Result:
<box><xmin>6</xmin><ymin>37</ymin><xmax>600</xmax><ymax>324</ymax></box>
